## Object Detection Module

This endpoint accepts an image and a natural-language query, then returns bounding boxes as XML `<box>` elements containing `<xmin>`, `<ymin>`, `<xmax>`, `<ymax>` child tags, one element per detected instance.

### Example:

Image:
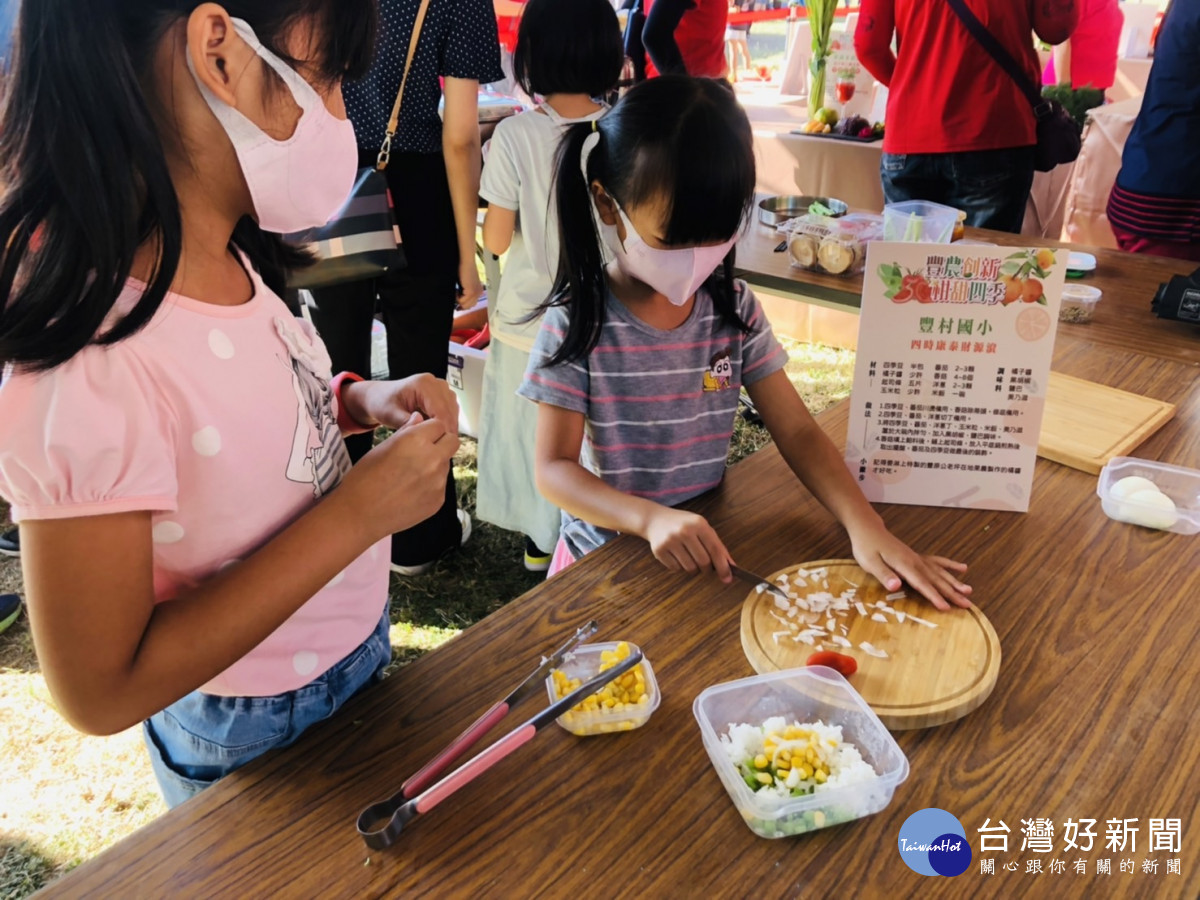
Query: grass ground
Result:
<box><xmin>0</xmin><ymin>337</ymin><xmax>853</xmax><ymax>898</ymax></box>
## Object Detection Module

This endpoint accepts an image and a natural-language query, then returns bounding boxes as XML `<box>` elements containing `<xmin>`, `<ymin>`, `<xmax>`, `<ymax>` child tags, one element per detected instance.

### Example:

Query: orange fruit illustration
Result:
<box><xmin>1001</xmin><ymin>275</ymin><xmax>1022</xmax><ymax>305</ymax></box>
<box><xmin>1021</xmin><ymin>277</ymin><xmax>1044</xmax><ymax>304</ymax></box>
<box><xmin>1016</xmin><ymin>306</ymin><xmax>1051</xmax><ymax>342</ymax></box>
<box><xmin>1035</xmin><ymin>249</ymin><xmax>1056</xmax><ymax>270</ymax></box>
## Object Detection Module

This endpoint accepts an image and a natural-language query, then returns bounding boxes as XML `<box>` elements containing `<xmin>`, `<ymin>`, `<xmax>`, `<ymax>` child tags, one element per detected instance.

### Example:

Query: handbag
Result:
<box><xmin>945</xmin><ymin>0</ymin><xmax>1081</xmax><ymax>173</ymax></box>
<box><xmin>285</xmin><ymin>0</ymin><xmax>431</xmax><ymax>289</ymax></box>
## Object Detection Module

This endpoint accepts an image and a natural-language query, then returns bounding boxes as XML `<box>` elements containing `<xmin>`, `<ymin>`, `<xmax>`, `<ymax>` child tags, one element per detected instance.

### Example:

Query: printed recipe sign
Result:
<box><xmin>844</xmin><ymin>242</ymin><xmax>1065</xmax><ymax>512</ymax></box>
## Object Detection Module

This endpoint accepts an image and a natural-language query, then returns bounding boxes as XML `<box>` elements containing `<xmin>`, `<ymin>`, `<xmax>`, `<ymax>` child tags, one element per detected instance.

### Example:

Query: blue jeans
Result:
<box><xmin>880</xmin><ymin>147</ymin><xmax>1036</xmax><ymax>234</ymax></box>
<box><xmin>143</xmin><ymin>611</ymin><xmax>391</xmax><ymax>808</ymax></box>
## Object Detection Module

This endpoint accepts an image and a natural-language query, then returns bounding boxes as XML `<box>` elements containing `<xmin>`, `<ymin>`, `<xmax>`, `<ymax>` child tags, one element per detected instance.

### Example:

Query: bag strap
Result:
<box><xmin>377</xmin><ymin>0</ymin><xmax>433</xmax><ymax>170</ymax></box>
<box><xmin>944</xmin><ymin>0</ymin><xmax>1049</xmax><ymax>115</ymax></box>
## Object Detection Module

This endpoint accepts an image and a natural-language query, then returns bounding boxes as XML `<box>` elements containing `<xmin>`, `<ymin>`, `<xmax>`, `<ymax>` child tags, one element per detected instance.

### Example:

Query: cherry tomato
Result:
<box><xmin>806</xmin><ymin>650</ymin><xmax>858</xmax><ymax>677</ymax></box>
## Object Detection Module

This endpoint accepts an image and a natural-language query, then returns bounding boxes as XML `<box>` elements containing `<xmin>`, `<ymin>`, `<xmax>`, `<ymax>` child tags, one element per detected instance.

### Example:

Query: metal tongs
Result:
<box><xmin>357</xmin><ymin>621</ymin><xmax>642</xmax><ymax>850</ymax></box>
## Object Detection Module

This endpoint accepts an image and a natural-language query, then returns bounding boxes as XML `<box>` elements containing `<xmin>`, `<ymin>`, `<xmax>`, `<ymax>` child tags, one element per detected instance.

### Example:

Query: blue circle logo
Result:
<box><xmin>897</xmin><ymin>808</ymin><xmax>972</xmax><ymax>877</ymax></box>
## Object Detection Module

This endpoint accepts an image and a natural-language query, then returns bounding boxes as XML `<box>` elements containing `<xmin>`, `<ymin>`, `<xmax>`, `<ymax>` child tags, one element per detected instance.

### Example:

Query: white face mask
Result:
<box><xmin>599</xmin><ymin>203</ymin><xmax>737</xmax><ymax>306</ymax></box>
<box><xmin>187</xmin><ymin>18</ymin><xmax>358</xmax><ymax>234</ymax></box>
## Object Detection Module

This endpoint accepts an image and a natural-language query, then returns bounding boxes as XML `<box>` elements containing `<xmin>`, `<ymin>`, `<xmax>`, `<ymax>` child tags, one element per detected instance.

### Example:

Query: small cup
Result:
<box><xmin>546</xmin><ymin>642</ymin><xmax>661</xmax><ymax>737</ymax></box>
<box><xmin>1060</xmin><ymin>284</ymin><xmax>1102</xmax><ymax>324</ymax></box>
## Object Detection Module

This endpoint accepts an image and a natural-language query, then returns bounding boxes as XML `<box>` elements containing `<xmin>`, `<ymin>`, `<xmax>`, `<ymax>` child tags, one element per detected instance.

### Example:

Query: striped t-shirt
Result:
<box><xmin>518</xmin><ymin>280</ymin><xmax>787</xmax><ymax>560</ymax></box>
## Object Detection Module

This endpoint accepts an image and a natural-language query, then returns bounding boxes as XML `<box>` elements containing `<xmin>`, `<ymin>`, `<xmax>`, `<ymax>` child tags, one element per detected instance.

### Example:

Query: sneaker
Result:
<box><xmin>523</xmin><ymin>538</ymin><xmax>552</xmax><ymax>573</ymax></box>
<box><xmin>390</xmin><ymin>509</ymin><xmax>472</xmax><ymax>577</ymax></box>
<box><xmin>0</xmin><ymin>594</ymin><xmax>21</xmax><ymax>635</ymax></box>
<box><xmin>0</xmin><ymin>527</ymin><xmax>18</xmax><ymax>558</ymax></box>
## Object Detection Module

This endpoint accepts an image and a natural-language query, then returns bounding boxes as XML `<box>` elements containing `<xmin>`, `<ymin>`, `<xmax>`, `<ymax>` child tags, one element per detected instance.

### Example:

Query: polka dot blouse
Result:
<box><xmin>345</xmin><ymin>0</ymin><xmax>505</xmax><ymax>156</ymax></box>
<box><xmin>0</xmin><ymin>266</ymin><xmax>393</xmax><ymax>697</ymax></box>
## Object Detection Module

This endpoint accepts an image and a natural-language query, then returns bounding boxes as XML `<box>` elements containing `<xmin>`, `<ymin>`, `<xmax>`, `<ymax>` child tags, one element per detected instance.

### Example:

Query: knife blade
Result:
<box><xmin>730</xmin><ymin>565</ymin><xmax>790</xmax><ymax>602</ymax></box>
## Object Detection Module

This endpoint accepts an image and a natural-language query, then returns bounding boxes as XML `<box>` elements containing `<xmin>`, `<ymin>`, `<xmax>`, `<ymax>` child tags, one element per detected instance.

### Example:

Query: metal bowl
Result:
<box><xmin>757</xmin><ymin>195</ymin><xmax>849</xmax><ymax>227</ymax></box>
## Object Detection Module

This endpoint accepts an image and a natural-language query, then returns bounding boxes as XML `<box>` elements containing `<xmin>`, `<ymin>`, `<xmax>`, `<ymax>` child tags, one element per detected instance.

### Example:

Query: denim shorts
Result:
<box><xmin>143</xmin><ymin>611</ymin><xmax>391</xmax><ymax>808</ymax></box>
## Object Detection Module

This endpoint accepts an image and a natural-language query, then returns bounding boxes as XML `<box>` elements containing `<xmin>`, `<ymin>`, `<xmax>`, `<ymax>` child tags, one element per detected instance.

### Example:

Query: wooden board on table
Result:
<box><xmin>1038</xmin><ymin>372</ymin><xmax>1176</xmax><ymax>475</ymax></box>
<box><xmin>740</xmin><ymin>560</ymin><xmax>1001</xmax><ymax>731</ymax></box>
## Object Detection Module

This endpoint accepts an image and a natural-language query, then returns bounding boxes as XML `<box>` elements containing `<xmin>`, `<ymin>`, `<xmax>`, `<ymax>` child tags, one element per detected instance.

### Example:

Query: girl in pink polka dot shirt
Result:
<box><xmin>0</xmin><ymin>1</ymin><xmax>460</xmax><ymax>807</ymax></box>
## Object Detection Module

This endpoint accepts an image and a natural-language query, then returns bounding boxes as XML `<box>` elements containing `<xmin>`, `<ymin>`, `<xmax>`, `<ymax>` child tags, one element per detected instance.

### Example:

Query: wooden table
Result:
<box><xmin>46</xmin><ymin>269</ymin><xmax>1200</xmax><ymax>898</ymax></box>
<box><xmin>736</xmin><ymin>219</ymin><xmax>1200</xmax><ymax>369</ymax></box>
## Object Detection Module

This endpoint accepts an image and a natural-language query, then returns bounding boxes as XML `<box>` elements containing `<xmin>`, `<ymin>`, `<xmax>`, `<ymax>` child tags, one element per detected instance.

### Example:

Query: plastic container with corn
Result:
<box><xmin>546</xmin><ymin>641</ymin><xmax>660</xmax><ymax>736</ymax></box>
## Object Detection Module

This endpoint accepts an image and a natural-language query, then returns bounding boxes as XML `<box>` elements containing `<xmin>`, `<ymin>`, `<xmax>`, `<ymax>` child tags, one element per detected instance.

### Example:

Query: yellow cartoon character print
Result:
<box><xmin>703</xmin><ymin>348</ymin><xmax>733</xmax><ymax>392</ymax></box>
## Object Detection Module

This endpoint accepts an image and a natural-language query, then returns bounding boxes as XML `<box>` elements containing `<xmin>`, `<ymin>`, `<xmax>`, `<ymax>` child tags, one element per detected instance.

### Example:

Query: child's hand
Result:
<box><xmin>644</xmin><ymin>508</ymin><xmax>734</xmax><ymax>582</ymax></box>
<box><xmin>849</xmin><ymin>523</ymin><xmax>972</xmax><ymax>611</ymax></box>
<box><xmin>340</xmin><ymin>414</ymin><xmax>460</xmax><ymax>543</ymax></box>
<box><xmin>345</xmin><ymin>375</ymin><xmax>460</xmax><ymax>434</ymax></box>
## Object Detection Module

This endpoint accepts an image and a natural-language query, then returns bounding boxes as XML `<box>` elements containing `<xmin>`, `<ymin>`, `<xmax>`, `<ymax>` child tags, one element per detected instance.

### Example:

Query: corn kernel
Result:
<box><xmin>814</xmin><ymin>770</ymin><xmax>827</xmax><ymax>784</ymax></box>
<box><xmin>755</xmin><ymin>772</ymin><xmax>774</xmax><ymax>786</ymax></box>
<box><xmin>799</xmin><ymin>764</ymin><xmax>813</xmax><ymax>780</ymax></box>
<box><xmin>778</xmin><ymin>749</ymin><xmax>791</xmax><ymax>763</ymax></box>
<box><xmin>813</xmin><ymin>810</ymin><xmax>826</xmax><ymax>827</ymax></box>
<box><xmin>753</xmin><ymin>754</ymin><xmax>769</xmax><ymax>769</ymax></box>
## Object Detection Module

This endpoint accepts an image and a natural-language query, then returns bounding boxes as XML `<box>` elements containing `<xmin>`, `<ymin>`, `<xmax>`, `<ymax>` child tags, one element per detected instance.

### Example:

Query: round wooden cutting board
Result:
<box><xmin>740</xmin><ymin>560</ymin><xmax>1001</xmax><ymax>730</ymax></box>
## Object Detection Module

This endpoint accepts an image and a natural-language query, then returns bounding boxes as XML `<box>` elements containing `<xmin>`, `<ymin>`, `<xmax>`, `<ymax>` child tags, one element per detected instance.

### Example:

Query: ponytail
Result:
<box><xmin>540</xmin><ymin>121</ymin><xmax>610</xmax><ymax>367</ymax></box>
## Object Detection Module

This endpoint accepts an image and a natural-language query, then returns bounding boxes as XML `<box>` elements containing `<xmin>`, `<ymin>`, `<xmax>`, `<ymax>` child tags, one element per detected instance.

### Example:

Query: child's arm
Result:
<box><xmin>21</xmin><ymin>414</ymin><xmax>459</xmax><ymax>737</ymax></box>
<box><xmin>479</xmin><ymin>115</ymin><xmax>519</xmax><ymax>257</ymax></box>
<box><xmin>482</xmin><ymin>205</ymin><xmax>516</xmax><ymax>257</ymax></box>
<box><xmin>746</xmin><ymin>369</ymin><xmax>972</xmax><ymax>610</ymax></box>
<box><xmin>534</xmin><ymin>402</ymin><xmax>735</xmax><ymax>581</ymax></box>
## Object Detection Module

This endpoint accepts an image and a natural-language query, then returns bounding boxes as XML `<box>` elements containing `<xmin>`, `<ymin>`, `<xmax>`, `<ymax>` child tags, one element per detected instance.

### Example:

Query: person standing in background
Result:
<box><xmin>630</xmin><ymin>0</ymin><xmax>730</xmax><ymax>79</ymax></box>
<box><xmin>1043</xmin><ymin>0</ymin><xmax>1123</xmax><ymax>92</ymax></box>
<box><xmin>307</xmin><ymin>0</ymin><xmax>503</xmax><ymax>576</ymax></box>
<box><xmin>855</xmin><ymin>0</ymin><xmax>1078</xmax><ymax>233</ymax></box>
<box><xmin>1107</xmin><ymin>0</ymin><xmax>1200</xmax><ymax>261</ymax></box>
<box><xmin>477</xmin><ymin>0</ymin><xmax>624</xmax><ymax>572</ymax></box>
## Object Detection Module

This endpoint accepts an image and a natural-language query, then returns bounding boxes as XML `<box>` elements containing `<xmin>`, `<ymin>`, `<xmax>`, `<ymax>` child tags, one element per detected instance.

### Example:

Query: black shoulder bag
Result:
<box><xmin>945</xmin><ymin>0</ymin><xmax>1081</xmax><ymax>172</ymax></box>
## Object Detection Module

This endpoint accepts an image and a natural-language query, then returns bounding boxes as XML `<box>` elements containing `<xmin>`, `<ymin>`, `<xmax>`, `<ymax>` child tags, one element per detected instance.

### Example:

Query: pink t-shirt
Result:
<box><xmin>1042</xmin><ymin>0</ymin><xmax>1123</xmax><ymax>91</ymax></box>
<box><xmin>0</xmin><ymin>265</ymin><xmax>390</xmax><ymax>697</ymax></box>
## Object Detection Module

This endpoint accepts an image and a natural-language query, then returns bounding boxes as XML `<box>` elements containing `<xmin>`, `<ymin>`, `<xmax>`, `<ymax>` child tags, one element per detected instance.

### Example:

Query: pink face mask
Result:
<box><xmin>187</xmin><ymin>18</ymin><xmax>358</xmax><ymax>234</ymax></box>
<box><xmin>600</xmin><ymin>203</ymin><xmax>737</xmax><ymax>306</ymax></box>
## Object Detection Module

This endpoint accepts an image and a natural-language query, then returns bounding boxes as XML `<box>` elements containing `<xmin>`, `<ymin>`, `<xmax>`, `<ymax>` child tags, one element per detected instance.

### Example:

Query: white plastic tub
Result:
<box><xmin>1097</xmin><ymin>457</ymin><xmax>1200</xmax><ymax>535</ymax></box>
<box><xmin>693</xmin><ymin>667</ymin><xmax>909</xmax><ymax>838</ymax></box>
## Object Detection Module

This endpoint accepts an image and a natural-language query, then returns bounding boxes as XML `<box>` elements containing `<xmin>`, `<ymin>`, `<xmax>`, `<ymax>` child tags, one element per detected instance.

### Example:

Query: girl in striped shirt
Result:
<box><xmin>519</xmin><ymin>76</ymin><xmax>972</xmax><ymax>610</ymax></box>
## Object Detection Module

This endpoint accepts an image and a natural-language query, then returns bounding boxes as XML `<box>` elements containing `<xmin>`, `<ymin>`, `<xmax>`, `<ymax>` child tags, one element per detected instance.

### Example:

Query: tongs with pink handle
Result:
<box><xmin>357</xmin><ymin>621</ymin><xmax>641</xmax><ymax>849</ymax></box>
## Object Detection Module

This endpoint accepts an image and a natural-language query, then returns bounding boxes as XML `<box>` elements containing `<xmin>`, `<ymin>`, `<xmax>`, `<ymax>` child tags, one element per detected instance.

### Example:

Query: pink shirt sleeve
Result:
<box><xmin>0</xmin><ymin>345</ymin><xmax>178</xmax><ymax>521</ymax></box>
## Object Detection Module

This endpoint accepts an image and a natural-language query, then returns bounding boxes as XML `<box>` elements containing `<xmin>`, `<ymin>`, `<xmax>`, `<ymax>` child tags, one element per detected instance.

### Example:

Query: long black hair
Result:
<box><xmin>544</xmin><ymin>75</ymin><xmax>756</xmax><ymax>367</ymax></box>
<box><xmin>0</xmin><ymin>0</ymin><xmax>377</xmax><ymax>372</ymax></box>
<box><xmin>514</xmin><ymin>0</ymin><xmax>625</xmax><ymax>99</ymax></box>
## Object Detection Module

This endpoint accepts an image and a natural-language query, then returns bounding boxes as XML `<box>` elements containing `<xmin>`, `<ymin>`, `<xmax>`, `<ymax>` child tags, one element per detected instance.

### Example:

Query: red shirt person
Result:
<box><xmin>855</xmin><ymin>0</ymin><xmax>1077</xmax><ymax>233</ymax></box>
<box><xmin>642</xmin><ymin>0</ymin><xmax>729</xmax><ymax>78</ymax></box>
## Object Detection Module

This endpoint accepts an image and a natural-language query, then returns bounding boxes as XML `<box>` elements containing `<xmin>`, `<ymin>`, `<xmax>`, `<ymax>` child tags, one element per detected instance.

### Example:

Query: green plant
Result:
<box><xmin>807</xmin><ymin>0</ymin><xmax>839</xmax><ymax>118</ymax></box>
<box><xmin>1041</xmin><ymin>84</ymin><xmax>1105</xmax><ymax>135</ymax></box>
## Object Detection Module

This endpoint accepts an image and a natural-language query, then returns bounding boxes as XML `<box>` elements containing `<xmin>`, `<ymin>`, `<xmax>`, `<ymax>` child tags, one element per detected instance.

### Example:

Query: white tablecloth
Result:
<box><xmin>753</xmin><ymin>127</ymin><xmax>885</xmax><ymax>212</ymax></box>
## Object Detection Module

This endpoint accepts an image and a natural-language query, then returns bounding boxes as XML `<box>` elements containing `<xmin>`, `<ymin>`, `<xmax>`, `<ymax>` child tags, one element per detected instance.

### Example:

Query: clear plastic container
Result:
<box><xmin>1096</xmin><ymin>457</ymin><xmax>1200</xmax><ymax>535</ymax></box>
<box><xmin>693</xmin><ymin>667</ymin><xmax>909</xmax><ymax>838</ymax></box>
<box><xmin>882</xmin><ymin>200</ymin><xmax>958</xmax><ymax>243</ymax></box>
<box><xmin>786</xmin><ymin>213</ymin><xmax>882</xmax><ymax>276</ymax></box>
<box><xmin>545</xmin><ymin>642</ymin><xmax>660</xmax><ymax>736</ymax></box>
<box><xmin>1060</xmin><ymin>284</ymin><xmax>1102</xmax><ymax>324</ymax></box>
